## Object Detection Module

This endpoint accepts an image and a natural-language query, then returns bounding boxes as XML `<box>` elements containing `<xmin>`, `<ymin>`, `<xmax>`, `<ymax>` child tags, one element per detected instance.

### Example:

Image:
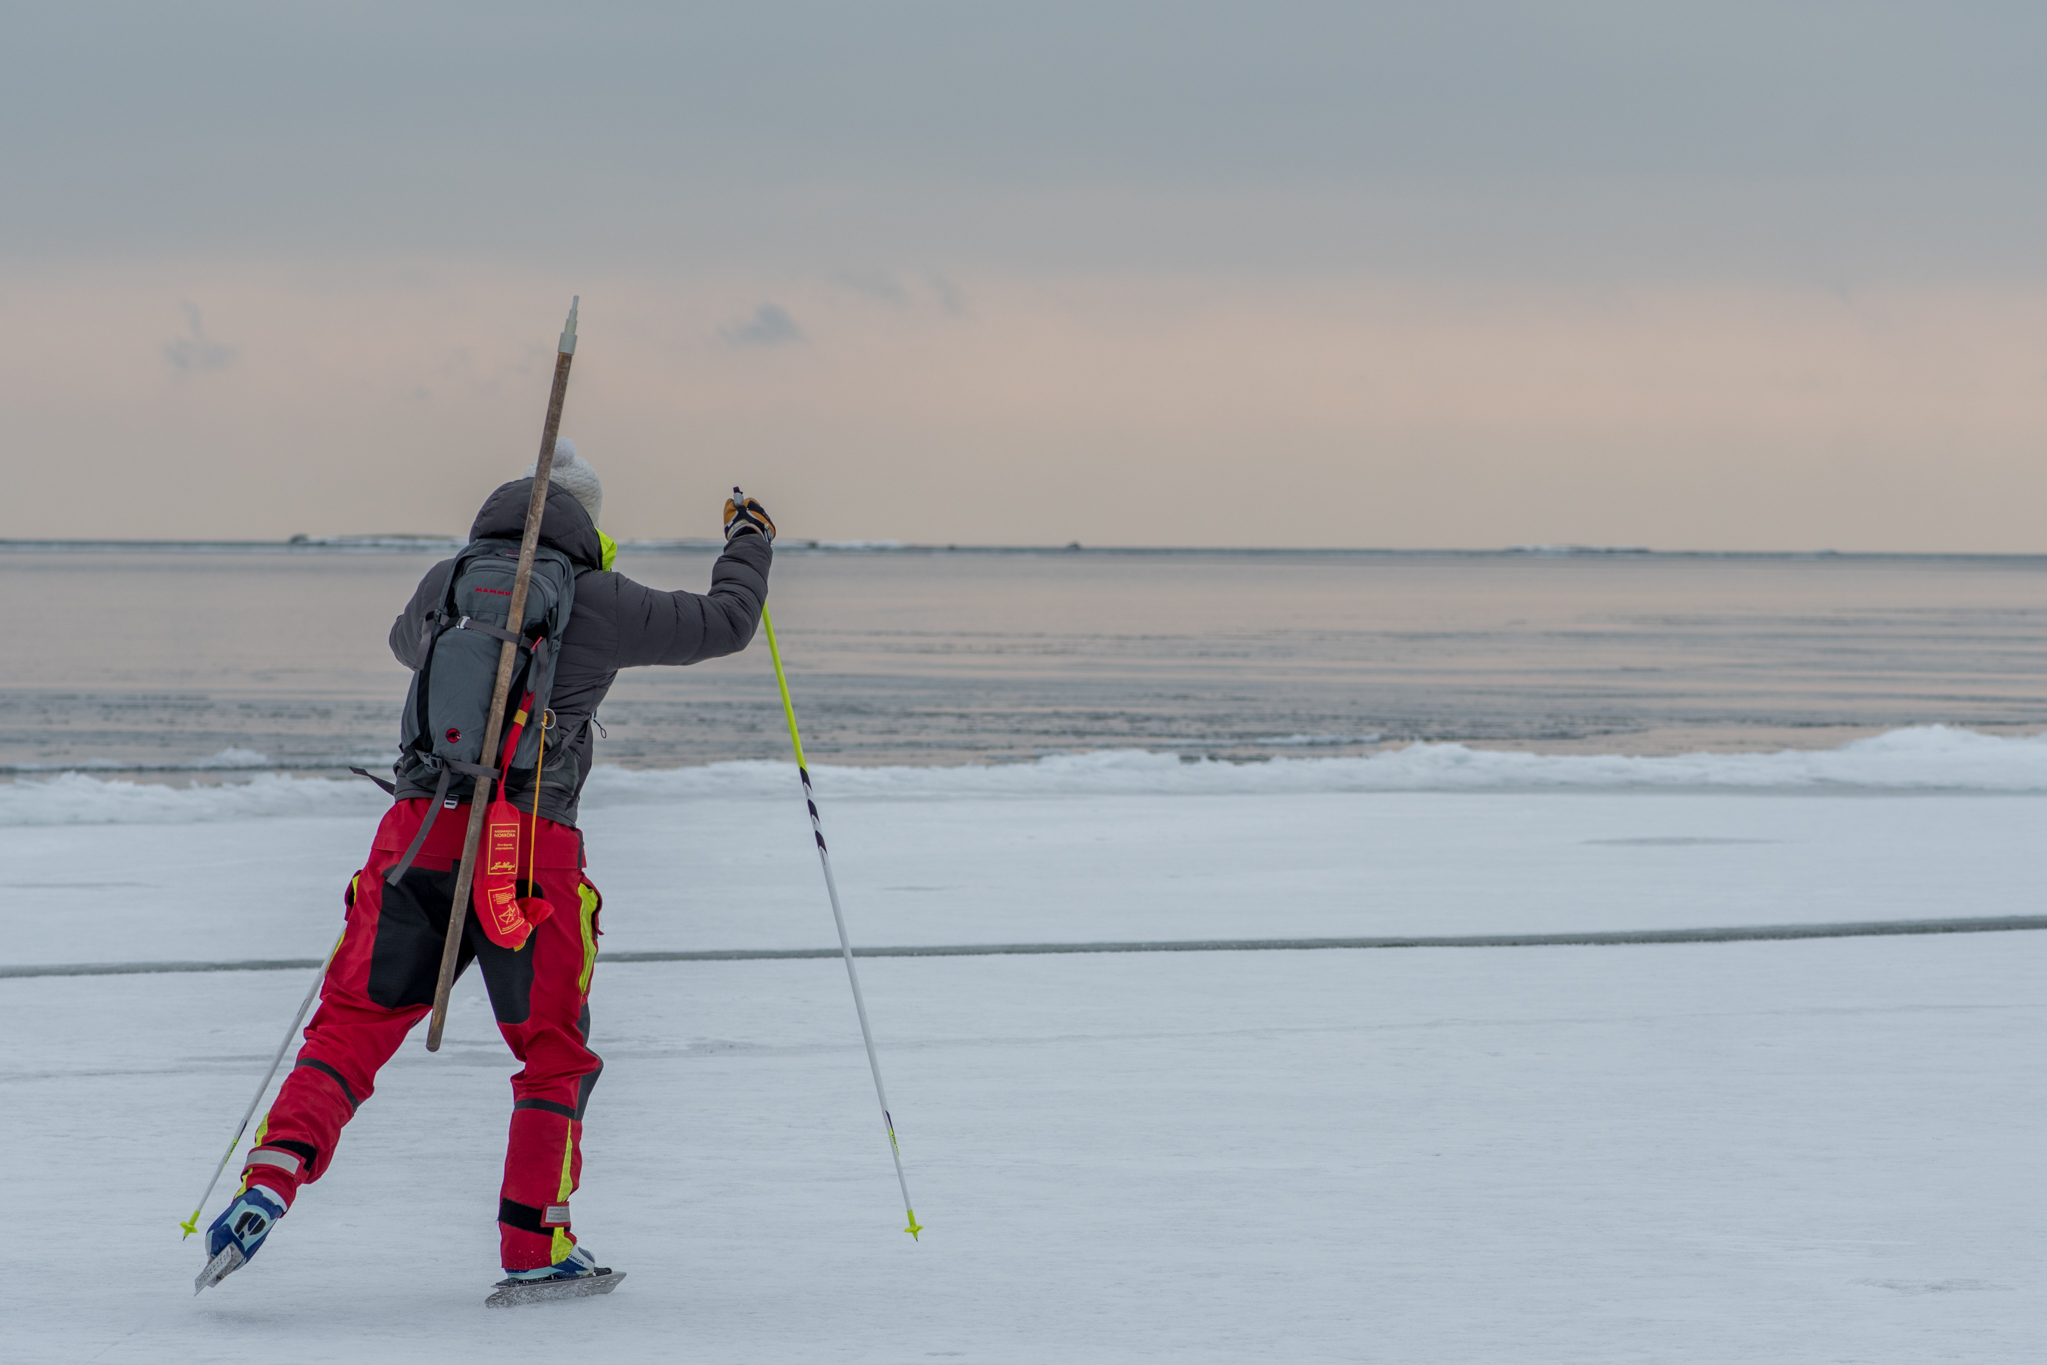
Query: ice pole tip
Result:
<box><xmin>560</xmin><ymin>297</ymin><xmax>579</xmax><ymax>354</ymax></box>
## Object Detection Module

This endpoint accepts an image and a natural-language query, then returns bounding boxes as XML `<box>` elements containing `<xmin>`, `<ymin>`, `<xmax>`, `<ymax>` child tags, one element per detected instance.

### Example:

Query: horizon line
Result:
<box><xmin>3</xmin><ymin>537</ymin><xmax>2046</xmax><ymax>561</ymax></box>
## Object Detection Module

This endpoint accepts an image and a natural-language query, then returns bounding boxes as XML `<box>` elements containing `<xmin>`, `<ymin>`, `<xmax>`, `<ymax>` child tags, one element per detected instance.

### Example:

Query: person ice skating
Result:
<box><xmin>201</xmin><ymin>440</ymin><xmax>774</xmax><ymax>1295</ymax></box>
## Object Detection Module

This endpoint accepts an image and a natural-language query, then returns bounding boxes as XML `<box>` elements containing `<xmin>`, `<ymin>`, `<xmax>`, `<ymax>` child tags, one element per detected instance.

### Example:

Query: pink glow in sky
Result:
<box><xmin>5</xmin><ymin>5</ymin><xmax>2044</xmax><ymax>549</ymax></box>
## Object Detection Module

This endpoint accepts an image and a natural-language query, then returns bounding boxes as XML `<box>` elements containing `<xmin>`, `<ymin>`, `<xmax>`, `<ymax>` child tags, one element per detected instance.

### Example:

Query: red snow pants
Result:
<box><xmin>242</xmin><ymin>798</ymin><xmax>604</xmax><ymax>1271</ymax></box>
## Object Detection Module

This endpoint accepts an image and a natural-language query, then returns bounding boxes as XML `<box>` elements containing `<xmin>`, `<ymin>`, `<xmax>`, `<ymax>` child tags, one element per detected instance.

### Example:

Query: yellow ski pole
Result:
<box><xmin>179</xmin><ymin>930</ymin><xmax>344</xmax><ymax>1238</ymax></box>
<box><xmin>748</xmin><ymin>529</ymin><xmax>922</xmax><ymax>1241</ymax></box>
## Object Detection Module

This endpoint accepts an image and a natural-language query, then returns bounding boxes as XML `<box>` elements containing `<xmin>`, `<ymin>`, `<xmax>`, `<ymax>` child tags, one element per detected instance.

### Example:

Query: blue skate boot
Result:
<box><xmin>195</xmin><ymin>1184</ymin><xmax>288</xmax><ymax>1294</ymax></box>
<box><xmin>486</xmin><ymin>1244</ymin><xmax>627</xmax><ymax>1307</ymax></box>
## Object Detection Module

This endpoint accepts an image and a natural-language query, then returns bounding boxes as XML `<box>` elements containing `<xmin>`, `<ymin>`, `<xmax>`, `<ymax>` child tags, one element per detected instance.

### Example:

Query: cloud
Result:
<box><xmin>717</xmin><ymin>303</ymin><xmax>805</xmax><ymax>348</ymax></box>
<box><xmin>832</xmin><ymin>270</ymin><xmax>910</xmax><ymax>306</ymax></box>
<box><xmin>163</xmin><ymin>302</ymin><xmax>236</xmax><ymax>373</ymax></box>
<box><xmin>928</xmin><ymin>272</ymin><xmax>966</xmax><ymax>317</ymax></box>
<box><xmin>833</xmin><ymin>270</ymin><xmax>968</xmax><ymax>317</ymax></box>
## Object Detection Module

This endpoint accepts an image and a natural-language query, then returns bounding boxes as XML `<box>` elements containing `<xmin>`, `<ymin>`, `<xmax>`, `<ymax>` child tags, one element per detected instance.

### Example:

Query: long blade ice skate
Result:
<box><xmin>194</xmin><ymin>1244</ymin><xmax>245</xmax><ymax>1294</ymax></box>
<box><xmin>485</xmin><ymin>1270</ymin><xmax>625</xmax><ymax>1307</ymax></box>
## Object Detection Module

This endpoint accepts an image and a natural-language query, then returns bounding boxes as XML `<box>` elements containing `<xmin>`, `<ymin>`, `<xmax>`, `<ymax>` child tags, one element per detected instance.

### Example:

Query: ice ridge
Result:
<box><xmin>4</xmin><ymin>726</ymin><xmax>2046</xmax><ymax>827</ymax></box>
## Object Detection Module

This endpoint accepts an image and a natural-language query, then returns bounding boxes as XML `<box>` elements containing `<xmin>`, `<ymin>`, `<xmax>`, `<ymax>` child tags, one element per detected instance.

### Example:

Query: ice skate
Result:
<box><xmin>195</xmin><ymin>1185</ymin><xmax>287</xmax><ymax>1294</ymax></box>
<box><xmin>486</xmin><ymin>1244</ymin><xmax>625</xmax><ymax>1307</ymax></box>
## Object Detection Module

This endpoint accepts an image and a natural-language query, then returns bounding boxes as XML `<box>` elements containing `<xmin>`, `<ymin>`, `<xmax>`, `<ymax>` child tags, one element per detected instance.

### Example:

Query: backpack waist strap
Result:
<box><xmin>374</xmin><ymin>789</ymin><xmax>584</xmax><ymax>873</ymax></box>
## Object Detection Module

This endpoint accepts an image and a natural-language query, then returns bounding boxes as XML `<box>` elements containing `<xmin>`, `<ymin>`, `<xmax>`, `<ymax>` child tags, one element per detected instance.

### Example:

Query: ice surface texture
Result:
<box><xmin>6</xmin><ymin>934</ymin><xmax>2042</xmax><ymax>1362</ymax></box>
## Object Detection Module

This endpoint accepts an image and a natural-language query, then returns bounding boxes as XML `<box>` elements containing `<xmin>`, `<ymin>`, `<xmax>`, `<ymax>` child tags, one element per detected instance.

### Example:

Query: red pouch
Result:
<box><xmin>474</xmin><ymin>796</ymin><xmax>533</xmax><ymax>950</ymax></box>
<box><xmin>472</xmin><ymin>689</ymin><xmax>555</xmax><ymax>949</ymax></box>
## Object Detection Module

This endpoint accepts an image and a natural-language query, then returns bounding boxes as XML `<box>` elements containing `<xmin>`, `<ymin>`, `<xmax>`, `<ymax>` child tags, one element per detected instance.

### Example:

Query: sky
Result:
<box><xmin>4</xmin><ymin>2</ymin><xmax>2045</xmax><ymax>549</ymax></box>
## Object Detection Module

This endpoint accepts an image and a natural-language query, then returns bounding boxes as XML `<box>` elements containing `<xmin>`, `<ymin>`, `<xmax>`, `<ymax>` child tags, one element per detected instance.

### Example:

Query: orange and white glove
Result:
<box><xmin>724</xmin><ymin>487</ymin><xmax>776</xmax><ymax>542</ymax></box>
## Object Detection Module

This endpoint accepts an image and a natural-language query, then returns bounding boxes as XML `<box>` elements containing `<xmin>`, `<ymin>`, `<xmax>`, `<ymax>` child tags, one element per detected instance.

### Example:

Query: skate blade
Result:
<box><xmin>194</xmin><ymin>1244</ymin><xmax>246</xmax><ymax>1295</ymax></box>
<box><xmin>485</xmin><ymin>1270</ymin><xmax>625</xmax><ymax>1308</ymax></box>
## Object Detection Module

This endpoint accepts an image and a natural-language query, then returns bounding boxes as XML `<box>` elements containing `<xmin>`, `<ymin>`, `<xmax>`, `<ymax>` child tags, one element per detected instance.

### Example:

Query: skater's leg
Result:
<box><xmin>249</xmin><ymin>806</ymin><xmax>478</xmax><ymax>1206</ymax></box>
<box><xmin>481</xmin><ymin>862</ymin><xmax>603</xmax><ymax>1271</ymax></box>
<box><xmin>200</xmin><ymin>802</ymin><xmax>482</xmax><ymax>1284</ymax></box>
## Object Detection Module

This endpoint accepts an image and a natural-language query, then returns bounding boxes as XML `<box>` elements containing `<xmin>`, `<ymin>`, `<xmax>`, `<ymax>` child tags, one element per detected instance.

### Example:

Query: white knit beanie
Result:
<box><xmin>524</xmin><ymin>437</ymin><xmax>602</xmax><ymax>527</ymax></box>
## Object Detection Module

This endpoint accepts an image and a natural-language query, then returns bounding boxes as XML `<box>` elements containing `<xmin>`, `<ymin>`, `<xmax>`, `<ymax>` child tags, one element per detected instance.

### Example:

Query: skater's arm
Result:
<box><xmin>596</xmin><ymin>534</ymin><xmax>771</xmax><ymax>668</ymax></box>
<box><xmin>389</xmin><ymin>560</ymin><xmax>455</xmax><ymax>669</ymax></box>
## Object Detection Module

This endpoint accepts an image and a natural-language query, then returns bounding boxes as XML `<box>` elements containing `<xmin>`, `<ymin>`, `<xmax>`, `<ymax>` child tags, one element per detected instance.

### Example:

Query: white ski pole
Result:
<box><xmin>742</xmin><ymin>504</ymin><xmax>921</xmax><ymax>1241</ymax></box>
<box><xmin>179</xmin><ymin>932</ymin><xmax>342</xmax><ymax>1238</ymax></box>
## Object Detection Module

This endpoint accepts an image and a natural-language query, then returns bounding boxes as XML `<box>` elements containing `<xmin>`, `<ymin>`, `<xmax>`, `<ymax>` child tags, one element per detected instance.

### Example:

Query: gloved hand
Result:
<box><xmin>724</xmin><ymin>488</ymin><xmax>776</xmax><ymax>542</ymax></box>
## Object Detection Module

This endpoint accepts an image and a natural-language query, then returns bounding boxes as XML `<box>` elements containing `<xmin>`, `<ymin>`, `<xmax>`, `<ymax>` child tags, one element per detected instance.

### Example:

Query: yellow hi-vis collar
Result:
<box><xmin>598</xmin><ymin>530</ymin><xmax>617</xmax><ymax>572</ymax></box>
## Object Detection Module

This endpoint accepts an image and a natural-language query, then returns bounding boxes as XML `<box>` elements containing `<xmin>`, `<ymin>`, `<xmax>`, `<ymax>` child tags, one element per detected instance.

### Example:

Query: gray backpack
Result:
<box><xmin>383</xmin><ymin>537</ymin><xmax>578</xmax><ymax>882</ymax></box>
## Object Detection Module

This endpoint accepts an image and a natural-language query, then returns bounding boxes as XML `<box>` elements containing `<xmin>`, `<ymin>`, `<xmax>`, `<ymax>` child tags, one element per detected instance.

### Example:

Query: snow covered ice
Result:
<box><xmin>3</xmin><ymin>731</ymin><xmax>2043</xmax><ymax>1361</ymax></box>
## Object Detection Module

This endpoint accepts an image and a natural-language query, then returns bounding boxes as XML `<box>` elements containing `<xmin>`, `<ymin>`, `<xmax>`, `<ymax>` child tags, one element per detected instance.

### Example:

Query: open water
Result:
<box><xmin>6</xmin><ymin>544</ymin><xmax>2047</xmax><ymax>775</ymax></box>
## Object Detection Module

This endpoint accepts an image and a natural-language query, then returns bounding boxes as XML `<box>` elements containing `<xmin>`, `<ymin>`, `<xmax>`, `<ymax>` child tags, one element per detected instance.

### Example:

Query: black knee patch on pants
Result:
<box><xmin>368</xmin><ymin>867</ymin><xmax>534</xmax><ymax>1022</ymax></box>
<box><xmin>369</xmin><ymin>867</ymin><xmax>470</xmax><ymax>1009</ymax></box>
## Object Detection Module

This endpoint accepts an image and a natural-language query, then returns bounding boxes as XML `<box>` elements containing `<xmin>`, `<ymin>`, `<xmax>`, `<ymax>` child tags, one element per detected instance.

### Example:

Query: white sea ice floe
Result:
<box><xmin>191</xmin><ymin>747</ymin><xmax>275</xmax><ymax>769</ymax></box>
<box><xmin>0</xmin><ymin>770</ymin><xmax>390</xmax><ymax>826</ymax></box>
<box><xmin>7</xmin><ymin>726</ymin><xmax>2047</xmax><ymax>827</ymax></box>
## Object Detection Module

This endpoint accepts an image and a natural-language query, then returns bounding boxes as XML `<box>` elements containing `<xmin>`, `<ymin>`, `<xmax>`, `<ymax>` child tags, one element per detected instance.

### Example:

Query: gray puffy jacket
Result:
<box><xmin>387</xmin><ymin>478</ymin><xmax>771</xmax><ymax>827</ymax></box>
